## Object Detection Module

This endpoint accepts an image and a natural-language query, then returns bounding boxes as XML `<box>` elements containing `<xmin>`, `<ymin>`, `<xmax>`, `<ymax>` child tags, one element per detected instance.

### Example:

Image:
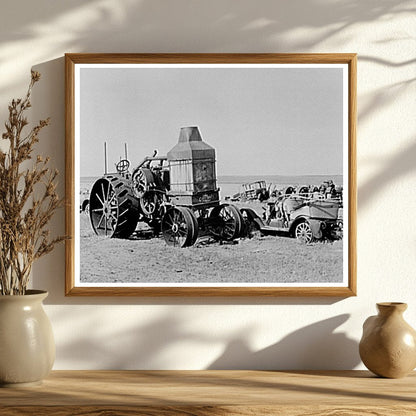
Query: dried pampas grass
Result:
<box><xmin>0</xmin><ymin>71</ymin><xmax>65</xmax><ymax>295</ymax></box>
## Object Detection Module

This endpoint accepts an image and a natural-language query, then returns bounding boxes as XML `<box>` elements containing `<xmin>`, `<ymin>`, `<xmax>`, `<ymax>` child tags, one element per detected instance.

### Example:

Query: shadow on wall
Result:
<box><xmin>0</xmin><ymin>0</ymin><xmax>414</xmax><ymax>98</ymax></box>
<box><xmin>54</xmin><ymin>310</ymin><xmax>216</xmax><ymax>369</ymax></box>
<box><xmin>208</xmin><ymin>314</ymin><xmax>359</xmax><ymax>370</ymax></box>
<box><xmin>51</xmin><ymin>299</ymin><xmax>359</xmax><ymax>369</ymax></box>
<box><xmin>31</xmin><ymin>57</ymin><xmax>66</xmax><ymax>302</ymax></box>
<box><xmin>359</xmin><ymin>137</ymin><xmax>416</xmax><ymax>210</ymax></box>
<box><xmin>53</xmin><ymin>308</ymin><xmax>359</xmax><ymax>370</ymax></box>
<box><xmin>1</xmin><ymin>0</ymin><xmax>413</xmax><ymax>52</ymax></box>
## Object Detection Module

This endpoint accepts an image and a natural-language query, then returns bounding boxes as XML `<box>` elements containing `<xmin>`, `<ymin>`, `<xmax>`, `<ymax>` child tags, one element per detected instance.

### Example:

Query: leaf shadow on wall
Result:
<box><xmin>0</xmin><ymin>0</ymin><xmax>414</xmax><ymax>98</ymax></box>
<box><xmin>207</xmin><ymin>314</ymin><xmax>360</xmax><ymax>370</ymax></box>
<box><xmin>359</xmin><ymin>138</ymin><xmax>416</xmax><ymax>210</ymax></box>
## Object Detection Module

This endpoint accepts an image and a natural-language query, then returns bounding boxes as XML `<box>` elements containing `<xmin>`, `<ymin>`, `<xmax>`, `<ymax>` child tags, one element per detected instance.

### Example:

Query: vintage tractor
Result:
<box><xmin>88</xmin><ymin>127</ymin><xmax>243</xmax><ymax>247</ymax></box>
<box><xmin>240</xmin><ymin>195</ymin><xmax>342</xmax><ymax>244</ymax></box>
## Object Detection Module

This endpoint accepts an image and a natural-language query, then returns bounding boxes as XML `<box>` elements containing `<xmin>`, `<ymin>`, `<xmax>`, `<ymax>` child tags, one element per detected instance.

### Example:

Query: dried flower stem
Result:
<box><xmin>0</xmin><ymin>71</ymin><xmax>65</xmax><ymax>295</ymax></box>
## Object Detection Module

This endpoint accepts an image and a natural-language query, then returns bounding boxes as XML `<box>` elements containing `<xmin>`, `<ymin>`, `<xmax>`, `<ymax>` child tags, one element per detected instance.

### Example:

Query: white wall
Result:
<box><xmin>1</xmin><ymin>0</ymin><xmax>415</xmax><ymax>370</ymax></box>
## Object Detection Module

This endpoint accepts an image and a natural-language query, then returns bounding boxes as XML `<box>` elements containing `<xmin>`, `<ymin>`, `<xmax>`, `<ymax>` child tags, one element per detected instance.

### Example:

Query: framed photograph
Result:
<box><xmin>65</xmin><ymin>53</ymin><xmax>356</xmax><ymax>296</ymax></box>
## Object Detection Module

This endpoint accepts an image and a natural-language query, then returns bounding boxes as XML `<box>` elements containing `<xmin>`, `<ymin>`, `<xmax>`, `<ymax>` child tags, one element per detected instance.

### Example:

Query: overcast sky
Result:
<box><xmin>79</xmin><ymin>65</ymin><xmax>344</xmax><ymax>177</ymax></box>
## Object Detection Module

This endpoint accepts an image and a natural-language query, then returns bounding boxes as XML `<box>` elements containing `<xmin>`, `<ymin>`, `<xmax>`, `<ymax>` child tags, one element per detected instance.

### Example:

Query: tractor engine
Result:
<box><xmin>167</xmin><ymin>126</ymin><xmax>219</xmax><ymax>208</ymax></box>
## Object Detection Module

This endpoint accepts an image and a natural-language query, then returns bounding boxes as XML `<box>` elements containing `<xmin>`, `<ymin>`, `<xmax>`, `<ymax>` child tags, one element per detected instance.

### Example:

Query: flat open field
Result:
<box><xmin>79</xmin><ymin>208</ymin><xmax>344</xmax><ymax>284</ymax></box>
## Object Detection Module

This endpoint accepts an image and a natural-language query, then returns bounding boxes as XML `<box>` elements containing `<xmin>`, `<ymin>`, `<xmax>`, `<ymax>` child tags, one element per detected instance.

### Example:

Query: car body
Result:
<box><xmin>240</xmin><ymin>196</ymin><xmax>342</xmax><ymax>243</ymax></box>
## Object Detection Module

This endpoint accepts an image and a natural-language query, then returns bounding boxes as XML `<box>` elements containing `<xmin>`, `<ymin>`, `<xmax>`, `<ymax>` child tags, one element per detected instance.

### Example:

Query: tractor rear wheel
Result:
<box><xmin>89</xmin><ymin>176</ymin><xmax>139</xmax><ymax>238</ymax></box>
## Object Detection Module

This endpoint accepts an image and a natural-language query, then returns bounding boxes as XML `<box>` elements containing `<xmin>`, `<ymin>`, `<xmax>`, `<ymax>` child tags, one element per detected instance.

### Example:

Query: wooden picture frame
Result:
<box><xmin>65</xmin><ymin>53</ymin><xmax>356</xmax><ymax>296</ymax></box>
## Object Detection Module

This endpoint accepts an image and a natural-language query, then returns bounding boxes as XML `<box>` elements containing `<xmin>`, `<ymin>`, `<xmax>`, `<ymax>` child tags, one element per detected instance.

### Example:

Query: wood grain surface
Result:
<box><xmin>1</xmin><ymin>370</ymin><xmax>415</xmax><ymax>415</ymax></box>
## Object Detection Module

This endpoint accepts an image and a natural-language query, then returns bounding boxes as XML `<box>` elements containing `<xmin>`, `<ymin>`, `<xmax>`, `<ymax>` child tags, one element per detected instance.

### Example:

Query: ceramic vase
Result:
<box><xmin>359</xmin><ymin>302</ymin><xmax>416</xmax><ymax>378</ymax></box>
<box><xmin>0</xmin><ymin>290</ymin><xmax>55</xmax><ymax>387</ymax></box>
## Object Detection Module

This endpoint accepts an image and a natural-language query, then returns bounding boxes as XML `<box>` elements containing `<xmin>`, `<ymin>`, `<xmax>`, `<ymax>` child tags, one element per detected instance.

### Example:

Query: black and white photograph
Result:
<box><xmin>65</xmin><ymin>54</ymin><xmax>356</xmax><ymax>296</ymax></box>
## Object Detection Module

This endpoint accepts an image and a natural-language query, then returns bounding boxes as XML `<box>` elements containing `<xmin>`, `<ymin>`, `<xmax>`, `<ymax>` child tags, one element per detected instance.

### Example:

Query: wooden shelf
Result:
<box><xmin>1</xmin><ymin>370</ymin><xmax>415</xmax><ymax>415</ymax></box>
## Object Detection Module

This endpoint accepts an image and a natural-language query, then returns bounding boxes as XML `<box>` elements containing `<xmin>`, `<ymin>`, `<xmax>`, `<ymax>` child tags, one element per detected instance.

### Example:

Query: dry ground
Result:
<box><xmin>79</xmin><ymin>213</ymin><xmax>343</xmax><ymax>284</ymax></box>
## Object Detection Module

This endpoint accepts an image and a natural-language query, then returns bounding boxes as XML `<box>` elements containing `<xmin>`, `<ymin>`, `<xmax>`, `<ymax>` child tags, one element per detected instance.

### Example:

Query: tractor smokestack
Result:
<box><xmin>178</xmin><ymin>126</ymin><xmax>203</xmax><ymax>142</ymax></box>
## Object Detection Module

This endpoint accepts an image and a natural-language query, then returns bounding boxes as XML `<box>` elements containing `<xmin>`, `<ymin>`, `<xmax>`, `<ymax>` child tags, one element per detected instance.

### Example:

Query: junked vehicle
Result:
<box><xmin>240</xmin><ymin>194</ymin><xmax>342</xmax><ymax>244</ymax></box>
<box><xmin>241</xmin><ymin>180</ymin><xmax>268</xmax><ymax>201</ymax></box>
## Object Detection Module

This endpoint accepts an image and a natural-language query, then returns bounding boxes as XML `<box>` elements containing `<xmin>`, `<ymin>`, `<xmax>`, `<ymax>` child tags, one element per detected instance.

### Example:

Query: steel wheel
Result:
<box><xmin>133</xmin><ymin>169</ymin><xmax>147</xmax><ymax>197</ymax></box>
<box><xmin>140</xmin><ymin>192</ymin><xmax>159</xmax><ymax>216</ymax></box>
<box><xmin>187</xmin><ymin>208</ymin><xmax>199</xmax><ymax>246</ymax></box>
<box><xmin>161</xmin><ymin>206</ymin><xmax>195</xmax><ymax>247</ymax></box>
<box><xmin>89</xmin><ymin>176</ymin><xmax>138</xmax><ymax>238</ymax></box>
<box><xmin>295</xmin><ymin>220</ymin><xmax>313</xmax><ymax>244</ymax></box>
<box><xmin>230</xmin><ymin>205</ymin><xmax>244</xmax><ymax>237</ymax></box>
<box><xmin>336</xmin><ymin>219</ymin><xmax>343</xmax><ymax>240</ymax></box>
<box><xmin>209</xmin><ymin>203</ymin><xmax>242</xmax><ymax>241</ymax></box>
<box><xmin>132</xmin><ymin>167</ymin><xmax>155</xmax><ymax>198</ymax></box>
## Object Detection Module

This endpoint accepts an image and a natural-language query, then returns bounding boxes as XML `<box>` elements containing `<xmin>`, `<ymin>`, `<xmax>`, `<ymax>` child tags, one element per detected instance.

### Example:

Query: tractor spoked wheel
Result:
<box><xmin>209</xmin><ymin>203</ymin><xmax>242</xmax><ymax>241</ymax></box>
<box><xmin>294</xmin><ymin>220</ymin><xmax>314</xmax><ymax>244</ymax></box>
<box><xmin>89</xmin><ymin>176</ymin><xmax>138</xmax><ymax>238</ymax></box>
<box><xmin>161</xmin><ymin>206</ymin><xmax>196</xmax><ymax>248</ymax></box>
<box><xmin>188</xmin><ymin>209</ymin><xmax>199</xmax><ymax>246</ymax></box>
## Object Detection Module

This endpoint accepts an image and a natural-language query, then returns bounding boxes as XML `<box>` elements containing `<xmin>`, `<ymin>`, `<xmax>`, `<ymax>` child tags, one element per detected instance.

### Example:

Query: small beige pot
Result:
<box><xmin>0</xmin><ymin>290</ymin><xmax>55</xmax><ymax>387</ymax></box>
<box><xmin>359</xmin><ymin>302</ymin><xmax>416</xmax><ymax>378</ymax></box>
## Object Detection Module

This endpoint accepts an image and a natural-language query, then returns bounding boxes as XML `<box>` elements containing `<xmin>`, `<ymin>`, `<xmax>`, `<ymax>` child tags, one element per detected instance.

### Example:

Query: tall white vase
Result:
<box><xmin>0</xmin><ymin>290</ymin><xmax>55</xmax><ymax>387</ymax></box>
